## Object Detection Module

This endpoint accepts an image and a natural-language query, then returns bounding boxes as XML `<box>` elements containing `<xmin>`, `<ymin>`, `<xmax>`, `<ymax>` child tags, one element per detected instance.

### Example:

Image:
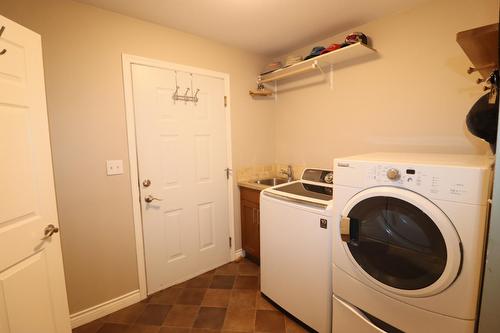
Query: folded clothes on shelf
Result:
<box><xmin>283</xmin><ymin>54</ymin><xmax>303</xmax><ymax>67</ymax></box>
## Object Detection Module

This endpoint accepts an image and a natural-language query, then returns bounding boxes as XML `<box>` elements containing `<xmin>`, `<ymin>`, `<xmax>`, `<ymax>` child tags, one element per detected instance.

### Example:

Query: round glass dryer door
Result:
<box><xmin>340</xmin><ymin>187</ymin><xmax>462</xmax><ymax>297</ymax></box>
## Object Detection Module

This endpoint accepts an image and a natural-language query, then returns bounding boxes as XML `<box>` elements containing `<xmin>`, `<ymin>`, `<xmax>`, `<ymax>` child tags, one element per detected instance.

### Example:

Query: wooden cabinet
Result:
<box><xmin>240</xmin><ymin>187</ymin><xmax>261</xmax><ymax>263</ymax></box>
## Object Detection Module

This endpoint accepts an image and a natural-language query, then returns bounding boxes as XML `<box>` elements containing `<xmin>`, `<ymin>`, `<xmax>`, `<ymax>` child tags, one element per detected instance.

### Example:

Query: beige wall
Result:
<box><xmin>0</xmin><ymin>0</ymin><xmax>274</xmax><ymax>314</ymax></box>
<box><xmin>273</xmin><ymin>0</ymin><xmax>497</xmax><ymax>168</ymax></box>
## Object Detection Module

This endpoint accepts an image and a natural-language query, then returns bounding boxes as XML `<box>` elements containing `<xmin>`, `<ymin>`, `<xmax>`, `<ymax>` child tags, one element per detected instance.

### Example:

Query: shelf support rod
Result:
<box><xmin>313</xmin><ymin>60</ymin><xmax>325</xmax><ymax>75</ymax></box>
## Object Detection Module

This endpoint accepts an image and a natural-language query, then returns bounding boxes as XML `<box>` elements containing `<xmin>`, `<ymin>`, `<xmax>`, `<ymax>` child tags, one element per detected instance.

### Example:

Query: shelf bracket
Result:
<box><xmin>313</xmin><ymin>60</ymin><xmax>325</xmax><ymax>75</ymax></box>
<box><xmin>313</xmin><ymin>61</ymin><xmax>333</xmax><ymax>89</ymax></box>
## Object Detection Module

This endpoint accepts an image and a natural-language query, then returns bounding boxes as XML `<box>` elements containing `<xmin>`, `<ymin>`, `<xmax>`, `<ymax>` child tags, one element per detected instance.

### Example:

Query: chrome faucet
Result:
<box><xmin>280</xmin><ymin>165</ymin><xmax>293</xmax><ymax>182</ymax></box>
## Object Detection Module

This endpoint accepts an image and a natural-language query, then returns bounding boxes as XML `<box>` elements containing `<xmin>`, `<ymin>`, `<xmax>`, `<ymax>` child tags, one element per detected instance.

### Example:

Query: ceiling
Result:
<box><xmin>76</xmin><ymin>0</ymin><xmax>430</xmax><ymax>56</ymax></box>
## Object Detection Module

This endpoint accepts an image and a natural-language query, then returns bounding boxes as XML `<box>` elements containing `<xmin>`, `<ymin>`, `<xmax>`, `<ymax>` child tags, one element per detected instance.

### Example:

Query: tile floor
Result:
<box><xmin>73</xmin><ymin>258</ymin><xmax>310</xmax><ymax>333</ymax></box>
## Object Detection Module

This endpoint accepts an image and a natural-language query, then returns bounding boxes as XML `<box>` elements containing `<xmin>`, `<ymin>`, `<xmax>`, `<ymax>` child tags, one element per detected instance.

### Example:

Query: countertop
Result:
<box><xmin>237</xmin><ymin>180</ymin><xmax>270</xmax><ymax>191</ymax></box>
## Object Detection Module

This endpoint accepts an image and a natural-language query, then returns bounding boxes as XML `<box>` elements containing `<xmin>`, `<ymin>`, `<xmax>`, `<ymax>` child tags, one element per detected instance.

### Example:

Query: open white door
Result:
<box><xmin>0</xmin><ymin>15</ymin><xmax>71</xmax><ymax>333</ymax></box>
<box><xmin>131</xmin><ymin>63</ymin><xmax>231</xmax><ymax>294</ymax></box>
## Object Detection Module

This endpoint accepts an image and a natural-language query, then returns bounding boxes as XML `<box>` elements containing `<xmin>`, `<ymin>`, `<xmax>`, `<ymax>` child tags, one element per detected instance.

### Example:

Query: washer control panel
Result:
<box><xmin>302</xmin><ymin>168</ymin><xmax>334</xmax><ymax>185</ymax></box>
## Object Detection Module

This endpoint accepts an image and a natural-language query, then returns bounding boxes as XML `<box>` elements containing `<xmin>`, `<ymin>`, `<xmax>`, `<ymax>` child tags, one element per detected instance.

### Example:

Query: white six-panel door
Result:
<box><xmin>131</xmin><ymin>64</ymin><xmax>230</xmax><ymax>294</ymax></box>
<box><xmin>0</xmin><ymin>15</ymin><xmax>71</xmax><ymax>333</ymax></box>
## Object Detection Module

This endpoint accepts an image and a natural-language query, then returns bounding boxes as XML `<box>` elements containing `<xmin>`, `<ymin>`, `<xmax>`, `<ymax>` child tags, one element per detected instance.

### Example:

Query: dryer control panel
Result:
<box><xmin>367</xmin><ymin>165</ymin><xmax>450</xmax><ymax>196</ymax></box>
<box><xmin>334</xmin><ymin>158</ymin><xmax>492</xmax><ymax>205</ymax></box>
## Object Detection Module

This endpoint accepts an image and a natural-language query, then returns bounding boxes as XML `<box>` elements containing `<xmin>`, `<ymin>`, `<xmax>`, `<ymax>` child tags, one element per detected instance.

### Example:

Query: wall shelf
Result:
<box><xmin>257</xmin><ymin>42</ymin><xmax>376</xmax><ymax>84</ymax></box>
<box><xmin>457</xmin><ymin>23</ymin><xmax>498</xmax><ymax>79</ymax></box>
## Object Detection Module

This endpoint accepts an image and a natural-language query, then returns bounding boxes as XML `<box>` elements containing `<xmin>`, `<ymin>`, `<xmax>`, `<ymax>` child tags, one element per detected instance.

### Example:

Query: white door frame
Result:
<box><xmin>121</xmin><ymin>54</ymin><xmax>236</xmax><ymax>299</ymax></box>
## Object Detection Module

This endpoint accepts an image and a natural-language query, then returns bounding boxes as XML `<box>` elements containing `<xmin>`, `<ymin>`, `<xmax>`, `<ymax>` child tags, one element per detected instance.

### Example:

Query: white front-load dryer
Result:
<box><xmin>331</xmin><ymin>153</ymin><xmax>492</xmax><ymax>333</ymax></box>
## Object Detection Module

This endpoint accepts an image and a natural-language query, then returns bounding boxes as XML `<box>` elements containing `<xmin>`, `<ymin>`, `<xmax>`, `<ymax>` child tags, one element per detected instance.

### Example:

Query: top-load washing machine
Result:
<box><xmin>261</xmin><ymin>168</ymin><xmax>333</xmax><ymax>332</ymax></box>
<box><xmin>331</xmin><ymin>153</ymin><xmax>493</xmax><ymax>333</ymax></box>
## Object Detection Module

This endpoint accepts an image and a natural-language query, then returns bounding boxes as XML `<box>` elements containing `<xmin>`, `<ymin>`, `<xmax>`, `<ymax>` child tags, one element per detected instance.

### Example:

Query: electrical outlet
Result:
<box><xmin>106</xmin><ymin>160</ymin><xmax>123</xmax><ymax>176</ymax></box>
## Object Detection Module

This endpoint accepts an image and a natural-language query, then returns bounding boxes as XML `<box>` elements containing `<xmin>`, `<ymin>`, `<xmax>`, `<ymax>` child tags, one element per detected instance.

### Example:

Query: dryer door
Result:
<box><xmin>340</xmin><ymin>186</ymin><xmax>461</xmax><ymax>298</ymax></box>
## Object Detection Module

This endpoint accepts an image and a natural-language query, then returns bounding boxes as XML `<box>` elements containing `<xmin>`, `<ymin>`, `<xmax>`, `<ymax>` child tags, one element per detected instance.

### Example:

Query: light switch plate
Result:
<box><xmin>106</xmin><ymin>160</ymin><xmax>123</xmax><ymax>176</ymax></box>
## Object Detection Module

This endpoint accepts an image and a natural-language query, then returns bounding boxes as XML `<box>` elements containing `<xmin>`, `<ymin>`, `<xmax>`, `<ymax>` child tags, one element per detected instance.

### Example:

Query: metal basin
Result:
<box><xmin>254</xmin><ymin>178</ymin><xmax>289</xmax><ymax>186</ymax></box>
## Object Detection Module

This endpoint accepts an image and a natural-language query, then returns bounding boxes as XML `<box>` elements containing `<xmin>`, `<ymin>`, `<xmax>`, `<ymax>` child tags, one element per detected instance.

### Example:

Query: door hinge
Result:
<box><xmin>224</xmin><ymin>96</ymin><xmax>227</xmax><ymax>107</ymax></box>
<box><xmin>229</xmin><ymin>237</ymin><xmax>232</xmax><ymax>248</ymax></box>
<box><xmin>225</xmin><ymin>167</ymin><xmax>232</xmax><ymax>180</ymax></box>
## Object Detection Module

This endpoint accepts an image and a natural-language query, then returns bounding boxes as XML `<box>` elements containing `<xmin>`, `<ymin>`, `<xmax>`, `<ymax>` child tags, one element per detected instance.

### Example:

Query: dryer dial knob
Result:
<box><xmin>387</xmin><ymin>168</ymin><xmax>401</xmax><ymax>181</ymax></box>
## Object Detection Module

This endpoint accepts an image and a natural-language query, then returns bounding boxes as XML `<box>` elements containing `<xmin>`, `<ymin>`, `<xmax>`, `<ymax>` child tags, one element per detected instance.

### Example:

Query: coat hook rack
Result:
<box><xmin>172</xmin><ymin>85</ymin><xmax>200</xmax><ymax>103</ymax></box>
<box><xmin>249</xmin><ymin>83</ymin><xmax>273</xmax><ymax>97</ymax></box>
<box><xmin>467</xmin><ymin>64</ymin><xmax>496</xmax><ymax>74</ymax></box>
<box><xmin>172</xmin><ymin>71</ymin><xmax>200</xmax><ymax>104</ymax></box>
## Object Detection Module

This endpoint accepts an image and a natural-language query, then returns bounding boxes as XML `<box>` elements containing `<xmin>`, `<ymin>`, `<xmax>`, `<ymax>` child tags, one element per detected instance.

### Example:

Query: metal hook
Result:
<box><xmin>489</xmin><ymin>86</ymin><xmax>498</xmax><ymax>104</ymax></box>
<box><xmin>172</xmin><ymin>85</ymin><xmax>179</xmax><ymax>104</ymax></box>
<box><xmin>194</xmin><ymin>88</ymin><xmax>200</xmax><ymax>102</ymax></box>
<box><xmin>488</xmin><ymin>70</ymin><xmax>498</xmax><ymax>87</ymax></box>
<box><xmin>184</xmin><ymin>88</ymin><xmax>190</xmax><ymax>97</ymax></box>
<box><xmin>0</xmin><ymin>26</ymin><xmax>6</xmax><ymax>55</ymax></box>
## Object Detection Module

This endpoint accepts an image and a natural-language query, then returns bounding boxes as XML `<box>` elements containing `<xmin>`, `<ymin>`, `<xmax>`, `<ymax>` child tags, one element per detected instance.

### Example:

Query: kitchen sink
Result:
<box><xmin>254</xmin><ymin>178</ymin><xmax>290</xmax><ymax>186</ymax></box>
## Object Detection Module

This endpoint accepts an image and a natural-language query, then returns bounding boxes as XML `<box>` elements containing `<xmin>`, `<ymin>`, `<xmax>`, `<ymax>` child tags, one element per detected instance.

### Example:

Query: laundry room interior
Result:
<box><xmin>0</xmin><ymin>0</ymin><xmax>499</xmax><ymax>332</ymax></box>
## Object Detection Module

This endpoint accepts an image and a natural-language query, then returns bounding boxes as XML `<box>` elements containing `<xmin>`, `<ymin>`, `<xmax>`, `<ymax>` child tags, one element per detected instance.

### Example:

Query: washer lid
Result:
<box><xmin>263</xmin><ymin>168</ymin><xmax>333</xmax><ymax>207</ymax></box>
<box><xmin>264</xmin><ymin>168</ymin><xmax>334</xmax><ymax>207</ymax></box>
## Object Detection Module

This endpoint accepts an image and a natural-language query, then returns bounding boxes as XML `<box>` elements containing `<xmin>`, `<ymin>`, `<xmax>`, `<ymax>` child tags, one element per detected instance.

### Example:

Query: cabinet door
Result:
<box><xmin>241</xmin><ymin>199</ymin><xmax>260</xmax><ymax>259</ymax></box>
<box><xmin>254</xmin><ymin>207</ymin><xmax>260</xmax><ymax>259</ymax></box>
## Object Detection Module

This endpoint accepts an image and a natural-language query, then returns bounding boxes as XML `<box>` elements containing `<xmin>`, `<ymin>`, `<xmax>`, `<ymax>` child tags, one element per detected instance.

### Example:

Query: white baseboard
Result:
<box><xmin>71</xmin><ymin>250</ymin><xmax>244</xmax><ymax>328</ymax></box>
<box><xmin>234</xmin><ymin>248</ymin><xmax>244</xmax><ymax>259</ymax></box>
<box><xmin>70</xmin><ymin>290</ymin><xmax>141</xmax><ymax>328</ymax></box>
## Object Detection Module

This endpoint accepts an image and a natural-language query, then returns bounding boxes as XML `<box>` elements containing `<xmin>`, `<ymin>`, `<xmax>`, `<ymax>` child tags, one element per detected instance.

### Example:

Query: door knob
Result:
<box><xmin>142</xmin><ymin>179</ymin><xmax>151</xmax><ymax>187</ymax></box>
<box><xmin>145</xmin><ymin>195</ymin><xmax>162</xmax><ymax>203</ymax></box>
<box><xmin>41</xmin><ymin>224</ymin><xmax>59</xmax><ymax>240</ymax></box>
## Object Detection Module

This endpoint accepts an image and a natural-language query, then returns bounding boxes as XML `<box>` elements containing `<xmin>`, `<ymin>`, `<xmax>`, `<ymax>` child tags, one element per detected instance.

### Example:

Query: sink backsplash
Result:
<box><xmin>236</xmin><ymin>164</ymin><xmax>306</xmax><ymax>182</ymax></box>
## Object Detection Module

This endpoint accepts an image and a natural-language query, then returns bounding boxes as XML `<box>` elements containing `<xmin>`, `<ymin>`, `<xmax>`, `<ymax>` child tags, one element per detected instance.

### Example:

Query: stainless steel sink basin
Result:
<box><xmin>254</xmin><ymin>178</ymin><xmax>289</xmax><ymax>186</ymax></box>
